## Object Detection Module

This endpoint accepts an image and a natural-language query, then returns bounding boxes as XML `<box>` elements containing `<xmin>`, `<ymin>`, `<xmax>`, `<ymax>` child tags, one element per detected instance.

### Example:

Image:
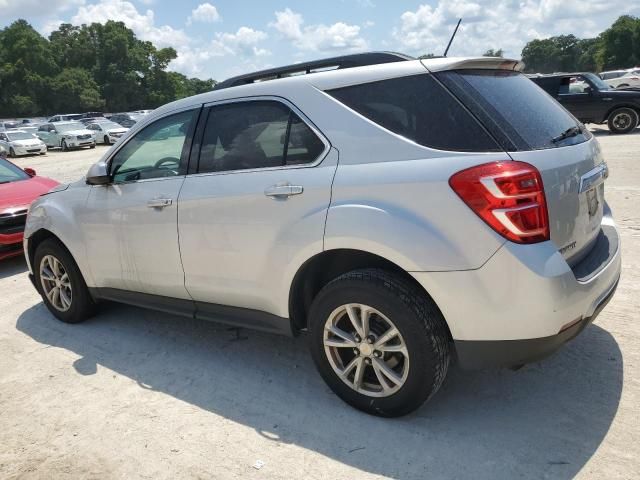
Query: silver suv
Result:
<box><xmin>24</xmin><ymin>53</ymin><xmax>621</xmax><ymax>416</ymax></box>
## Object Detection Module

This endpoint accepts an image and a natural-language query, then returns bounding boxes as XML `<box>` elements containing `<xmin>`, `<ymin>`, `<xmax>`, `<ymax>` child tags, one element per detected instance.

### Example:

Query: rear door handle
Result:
<box><xmin>147</xmin><ymin>197</ymin><xmax>173</xmax><ymax>208</ymax></box>
<box><xmin>264</xmin><ymin>184</ymin><xmax>304</xmax><ymax>198</ymax></box>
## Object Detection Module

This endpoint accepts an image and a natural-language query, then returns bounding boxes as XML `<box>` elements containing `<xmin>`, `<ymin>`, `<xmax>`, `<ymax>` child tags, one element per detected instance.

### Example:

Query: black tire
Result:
<box><xmin>33</xmin><ymin>238</ymin><xmax>96</xmax><ymax>324</ymax></box>
<box><xmin>308</xmin><ymin>269</ymin><xmax>450</xmax><ymax>417</ymax></box>
<box><xmin>61</xmin><ymin>140</ymin><xmax>68</xmax><ymax>151</ymax></box>
<box><xmin>608</xmin><ymin>107</ymin><xmax>639</xmax><ymax>134</ymax></box>
<box><xmin>89</xmin><ymin>144</ymin><xmax>95</xmax><ymax>149</ymax></box>
<box><xmin>104</xmin><ymin>135</ymin><xmax>110</xmax><ymax>145</ymax></box>
<box><xmin>9</xmin><ymin>147</ymin><xmax>16</xmax><ymax>158</ymax></box>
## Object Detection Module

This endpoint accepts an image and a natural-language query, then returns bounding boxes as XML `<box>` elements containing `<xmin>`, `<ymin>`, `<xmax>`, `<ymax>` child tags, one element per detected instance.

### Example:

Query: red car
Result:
<box><xmin>0</xmin><ymin>157</ymin><xmax>59</xmax><ymax>261</ymax></box>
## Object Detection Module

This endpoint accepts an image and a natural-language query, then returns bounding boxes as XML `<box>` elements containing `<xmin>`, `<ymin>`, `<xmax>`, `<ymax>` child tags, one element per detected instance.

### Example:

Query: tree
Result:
<box><xmin>483</xmin><ymin>48</ymin><xmax>504</xmax><ymax>57</ymax></box>
<box><xmin>48</xmin><ymin>68</ymin><xmax>104</xmax><ymax>112</ymax></box>
<box><xmin>0</xmin><ymin>20</ymin><xmax>57</xmax><ymax>116</ymax></box>
<box><xmin>418</xmin><ymin>53</ymin><xmax>437</xmax><ymax>59</ymax></box>
<box><xmin>598</xmin><ymin>15</ymin><xmax>640</xmax><ymax>69</ymax></box>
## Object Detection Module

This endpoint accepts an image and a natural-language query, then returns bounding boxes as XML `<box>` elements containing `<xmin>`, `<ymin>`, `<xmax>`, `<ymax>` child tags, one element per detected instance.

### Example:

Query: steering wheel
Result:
<box><xmin>154</xmin><ymin>157</ymin><xmax>180</xmax><ymax>169</ymax></box>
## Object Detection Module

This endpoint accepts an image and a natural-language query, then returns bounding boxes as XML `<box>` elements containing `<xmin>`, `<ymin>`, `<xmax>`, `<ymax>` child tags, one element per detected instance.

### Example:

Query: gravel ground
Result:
<box><xmin>1</xmin><ymin>130</ymin><xmax>639</xmax><ymax>479</ymax></box>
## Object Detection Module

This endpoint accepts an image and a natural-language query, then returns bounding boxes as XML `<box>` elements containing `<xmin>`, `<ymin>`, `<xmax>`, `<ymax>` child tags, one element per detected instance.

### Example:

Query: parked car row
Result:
<box><xmin>599</xmin><ymin>68</ymin><xmax>640</xmax><ymax>89</ymax></box>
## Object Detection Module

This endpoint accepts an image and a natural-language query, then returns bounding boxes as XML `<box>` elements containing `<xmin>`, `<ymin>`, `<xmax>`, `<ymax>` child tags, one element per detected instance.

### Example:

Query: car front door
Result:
<box><xmin>178</xmin><ymin>98</ymin><xmax>336</xmax><ymax>325</ymax></box>
<box><xmin>81</xmin><ymin>107</ymin><xmax>201</xmax><ymax>299</ymax></box>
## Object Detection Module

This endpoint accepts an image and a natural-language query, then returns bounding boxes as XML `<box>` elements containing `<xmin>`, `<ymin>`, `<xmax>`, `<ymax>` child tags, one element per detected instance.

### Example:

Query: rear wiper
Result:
<box><xmin>552</xmin><ymin>126</ymin><xmax>581</xmax><ymax>143</ymax></box>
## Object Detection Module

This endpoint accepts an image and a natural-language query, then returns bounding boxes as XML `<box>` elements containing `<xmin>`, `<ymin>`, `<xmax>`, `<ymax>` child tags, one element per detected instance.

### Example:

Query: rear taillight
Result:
<box><xmin>449</xmin><ymin>161</ymin><xmax>549</xmax><ymax>244</ymax></box>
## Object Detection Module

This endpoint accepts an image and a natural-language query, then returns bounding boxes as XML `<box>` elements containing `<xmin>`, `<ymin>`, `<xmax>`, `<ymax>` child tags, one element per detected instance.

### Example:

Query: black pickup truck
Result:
<box><xmin>530</xmin><ymin>72</ymin><xmax>640</xmax><ymax>134</ymax></box>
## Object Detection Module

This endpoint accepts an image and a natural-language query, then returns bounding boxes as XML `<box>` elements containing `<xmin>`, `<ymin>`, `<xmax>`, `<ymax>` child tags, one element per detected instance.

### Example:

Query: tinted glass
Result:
<box><xmin>110</xmin><ymin>109</ymin><xmax>196</xmax><ymax>183</ymax></box>
<box><xmin>198</xmin><ymin>100</ymin><xmax>324</xmax><ymax>173</ymax></box>
<box><xmin>438</xmin><ymin>70</ymin><xmax>589</xmax><ymax>150</ymax></box>
<box><xmin>327</xmin><ymin>74</ymin><xmax>500</xmax><ymax>152</ymax></box>
<box><xmin>0</xmin><ymin>158</ymin><xmax>29</xmax><ymax>183</ymax></box>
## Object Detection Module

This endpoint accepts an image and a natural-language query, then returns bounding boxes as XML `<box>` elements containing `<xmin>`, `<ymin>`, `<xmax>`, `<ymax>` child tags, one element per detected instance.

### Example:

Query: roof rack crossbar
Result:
<box><xmin>213</xmin><ymin>51</ymin><xmax>413</xmax><ymax>90</ymax></box>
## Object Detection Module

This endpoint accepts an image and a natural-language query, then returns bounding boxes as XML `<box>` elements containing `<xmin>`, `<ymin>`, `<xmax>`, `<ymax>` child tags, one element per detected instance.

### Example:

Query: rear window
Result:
<box><xmin>437</xmin><ymin>70</ymin><xmax>589</xmax><ymax>151</ymax></box>
<box><xmin>326</xmin><ymin>74</ymin><xmax>500</xmax><ymax>152</ymax></box>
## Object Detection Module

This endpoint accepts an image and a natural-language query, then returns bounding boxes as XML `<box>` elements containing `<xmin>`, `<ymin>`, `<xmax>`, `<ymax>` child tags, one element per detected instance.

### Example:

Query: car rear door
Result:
<box><xmin>177</xmin><ymin>98</ymin><xmax>336</xmax><ymax>324</ymax></box>
<box><xmin>81</xmin><ymin>107</ymin><xmax>200</xmax><ymax>299</ymax></box>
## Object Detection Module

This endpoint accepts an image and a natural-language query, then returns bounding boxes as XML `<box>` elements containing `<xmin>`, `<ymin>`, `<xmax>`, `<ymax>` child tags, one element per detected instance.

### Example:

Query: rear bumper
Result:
<box><xmin>454</xmin><ymin>276</ymin><xmax>619</xmax><ymax>368</ymax></box>
<box><xmin>410</xmin><ymin>213</ymin><xmax>621</xmax><ymax>368</ymax></box>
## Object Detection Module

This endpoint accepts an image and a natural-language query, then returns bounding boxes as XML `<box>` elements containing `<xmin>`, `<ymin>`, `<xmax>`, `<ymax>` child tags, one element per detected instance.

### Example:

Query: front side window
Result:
<box><xmin>198</xmin><ymin>100</ymin><xmax>325</xmax><ymax>174</ymax></box>
<box><xmin>110</xmin><ymin>109</ymin><xmax>197</xmax><ymax>183</ymax></box>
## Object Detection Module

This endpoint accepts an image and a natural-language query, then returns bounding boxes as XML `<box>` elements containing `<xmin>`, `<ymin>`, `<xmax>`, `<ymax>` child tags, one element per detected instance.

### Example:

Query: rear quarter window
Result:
<box><xmin>326</xmin><ymin>74</ymin><xmax>501</xmax><ymax>152</ymax></box>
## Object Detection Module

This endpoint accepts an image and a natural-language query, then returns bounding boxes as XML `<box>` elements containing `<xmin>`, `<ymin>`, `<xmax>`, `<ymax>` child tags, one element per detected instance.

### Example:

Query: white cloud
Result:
<box><xmin>393</xmin><ymin>1</ymin><xmax>632</xmax><ymax>58</ymax></box>
<box><xmin>216</xmin><ymin>26</ymin><xmax>269</xmax><ymax>56</ymax></box>
<box><xmin>70</xmin><ymin>0</ymin><xmax>190</xmax><ymax>49</ymax></box>
<box><xmin>187</xmin><ymin>3</ymin><xmax>220</xmax><ymax>26</ymax></box>
<box><xmin>270</xmin><ymin>8</ymin><xmax>367</xmax><ymax>53</ymax></box>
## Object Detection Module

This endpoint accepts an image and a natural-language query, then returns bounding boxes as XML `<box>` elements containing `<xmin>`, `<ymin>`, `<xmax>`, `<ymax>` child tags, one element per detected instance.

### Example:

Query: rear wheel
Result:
<box><xmin>308</xmin><ymin>269</ymin><xmax>450</xmax><ymax>417</ymax></box>
<box><xmin>608</xmin><ymin>107</ymin><xmax>638</xmax><ymax>134</ymax></box>
<box><xmin>34</xmin><ymin>238</ymin><xmax>96</xmax><ymax>323</ymax></box>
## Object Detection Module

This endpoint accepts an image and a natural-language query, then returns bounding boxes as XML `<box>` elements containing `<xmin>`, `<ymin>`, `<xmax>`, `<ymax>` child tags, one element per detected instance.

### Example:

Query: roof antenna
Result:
<box><xmin>443</xmin><ymin>18</ymin><xmax>462</xmax><ymax>57</ymax></box>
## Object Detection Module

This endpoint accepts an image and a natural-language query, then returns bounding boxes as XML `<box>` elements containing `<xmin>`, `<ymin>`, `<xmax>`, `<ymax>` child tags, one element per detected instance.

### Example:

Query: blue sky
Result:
<box><xmin>2</xmin><ymin>0</ymin><xmax>639</xmax><ymax>80</ymax></box>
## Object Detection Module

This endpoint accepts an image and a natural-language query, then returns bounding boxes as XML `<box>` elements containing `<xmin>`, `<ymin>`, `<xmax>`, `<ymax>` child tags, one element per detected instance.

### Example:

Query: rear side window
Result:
<box><xmin>437</xmin><ymin>70</ymin><xmax>589</xmax><ymax>150</ymax></box>
<box><xmin>198</xmin><ymin>100</ymin><xmax>325</xmax><ymax>173</ymax></box>
<box><xmin>326</xmin><ymin>74</ymin><xmax>500</xmax><ymax>152</ymax></box>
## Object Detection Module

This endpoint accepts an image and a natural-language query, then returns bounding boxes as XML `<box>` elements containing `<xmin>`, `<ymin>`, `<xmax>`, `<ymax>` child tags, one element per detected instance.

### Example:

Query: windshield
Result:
<box><xmin>7</xmin><ymin>131</ymin><xmax>36</xmax><ymax>141</ymax></box>
<box><xmin>96</xmin><ymin>121</ymin><xmax>123</xmax><ymax>129</ymax></box>
<box><xmin>583</xmin><ymin>72</ymin><xmax>610</xmax><ymax>90</ymax></box>
<box><xmin>56</xmin><ymin>122</ymin><xmax>85</xmax><ymax>133</ymax></box>
<box><xmin>0</xmin><ymin>158</ymin><xmax>29</xmax><ymax>184</ymax></box>
<box><xmin>436</xmin><ymin>70</ymin><xmax>589</xmax><ymax>151</ymax></box>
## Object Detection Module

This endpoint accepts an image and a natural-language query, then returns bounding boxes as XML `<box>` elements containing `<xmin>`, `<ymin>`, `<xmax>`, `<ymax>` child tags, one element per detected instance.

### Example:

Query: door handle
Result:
<box><xmin>147</xmin><ymin>197</ymin><xmax>173</xmax><ymax>208</ymax></box>
<box><xmin>264</xmin><ymin>184</ymin><xmax>304</xmax><ymax>198</ymax></box>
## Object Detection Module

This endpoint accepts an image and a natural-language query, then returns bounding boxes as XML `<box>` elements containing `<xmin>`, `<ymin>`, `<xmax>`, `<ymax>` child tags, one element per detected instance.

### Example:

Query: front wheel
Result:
<box><xmin>308</xmin><ymin>269</ymin><xmax>450</xmax><ymax>417</ymax></box>
<box><xmin>61</xmin><ymin>140</ymin><xmax>69</xmax><ymax>151</ymax></box>
<box><xmin>9</xmin><ymin>147</ymin><xmax>16</xmax><ymax>158</ymax></box>
<box><xmin>104</xmin><ymin>135</ymin><xmax>111</xmax><ymax>145</ymax></box>
<box><xmin>34</xmin><ymin>238</ymin><xmax>96</xmax><ymax>323</ymax></box>
<box><xmin>608</xmin><ymin>107</ymin><xmax>639</xmax><ymax>134</ymax></box>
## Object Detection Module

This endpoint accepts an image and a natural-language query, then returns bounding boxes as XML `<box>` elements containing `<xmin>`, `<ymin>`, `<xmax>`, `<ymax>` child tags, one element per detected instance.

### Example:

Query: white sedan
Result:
<box><xmin>0</xmin><ymin>130</ymin><xmax>47</xmax><ymax>157</ymax></box>
<box><xmin>86</xmin><ymin>121</ymin><xmax>129</xmax><ymax>145</ymax></box>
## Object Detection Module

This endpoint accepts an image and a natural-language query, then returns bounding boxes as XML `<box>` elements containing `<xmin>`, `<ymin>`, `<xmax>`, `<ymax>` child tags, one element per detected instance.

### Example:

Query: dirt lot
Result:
<box><xmin>1</xmin><ymin>131</ymin><xmax>639</xmax><ymax>479</ymax></box>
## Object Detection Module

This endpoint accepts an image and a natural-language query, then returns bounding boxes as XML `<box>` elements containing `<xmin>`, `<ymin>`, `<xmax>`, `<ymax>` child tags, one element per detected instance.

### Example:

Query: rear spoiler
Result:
<box><xmin>422</xmin><ymin>57</ymin><xmax>524</xmax><ymax>73</ymax></box>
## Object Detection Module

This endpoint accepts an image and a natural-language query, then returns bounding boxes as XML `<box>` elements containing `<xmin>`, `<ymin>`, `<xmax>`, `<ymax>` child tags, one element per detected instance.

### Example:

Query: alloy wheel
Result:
<box><xmin>39</xmin><ymin>254</ymin><xmax>73</xmax><ymax>312</ymax></box>
<box><xmin>323</xmin><ymin>303</ymin><xmax>410</xmax><ymax>397</ymax></box>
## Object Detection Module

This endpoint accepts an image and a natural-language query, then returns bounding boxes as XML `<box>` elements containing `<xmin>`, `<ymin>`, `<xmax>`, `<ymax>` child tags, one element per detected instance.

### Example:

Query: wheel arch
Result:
<box><xmin>288</xmin><ymin>248</ymin><xmax>453</xmax><ymax>341</ymax></box>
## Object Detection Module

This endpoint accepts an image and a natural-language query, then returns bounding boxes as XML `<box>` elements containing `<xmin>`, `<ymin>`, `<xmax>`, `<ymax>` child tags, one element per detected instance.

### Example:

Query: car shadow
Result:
<box><xmin>16</xmin><ymin>303</ymin><xmax>623</xmax><ymax>479</ymax></box>
<box><xmin>0</xmin><ymin>255</ymin><xmax>27</xmax><ymax>280</ymax></box>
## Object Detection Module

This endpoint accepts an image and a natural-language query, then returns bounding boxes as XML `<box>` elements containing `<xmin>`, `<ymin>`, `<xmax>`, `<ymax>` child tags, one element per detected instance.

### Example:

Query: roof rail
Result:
<box><xmin>213</xmin><ymin>51</ymin><xmax>414</xmax><ymax>90</ymax></box>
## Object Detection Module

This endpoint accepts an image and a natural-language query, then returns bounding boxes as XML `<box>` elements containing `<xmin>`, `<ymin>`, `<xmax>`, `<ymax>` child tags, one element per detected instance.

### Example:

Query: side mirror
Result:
<box><xmin>24</xmin><ymin>167</ymin><xmax>36</xmax><ymax>177</ymax></box>
<box><xmin>86</xmin><ymin>161</ymin><xmax>110</xmax><ymax>185</ymax></box>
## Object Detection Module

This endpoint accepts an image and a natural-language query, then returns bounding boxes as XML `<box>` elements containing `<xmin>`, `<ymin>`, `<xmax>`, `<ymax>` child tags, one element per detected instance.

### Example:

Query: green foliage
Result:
<box><xmin>0</xmin><ymin>19</ymin><xmax>216</xmax><ymax>118</ymax></box>
<box><xmin>418</xmin><ymin>53</ymin><xmax>436</xmax><ymax>59</ymax></box>
<box><xmin>521</xmin><ymin>15</ymin><xmax>640</xmax><ymax>73</ymax></box>
<box><xmin>483</xmin><ymin>49</ymin><xmax>504</xmax><ymax>57</ymax></box>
